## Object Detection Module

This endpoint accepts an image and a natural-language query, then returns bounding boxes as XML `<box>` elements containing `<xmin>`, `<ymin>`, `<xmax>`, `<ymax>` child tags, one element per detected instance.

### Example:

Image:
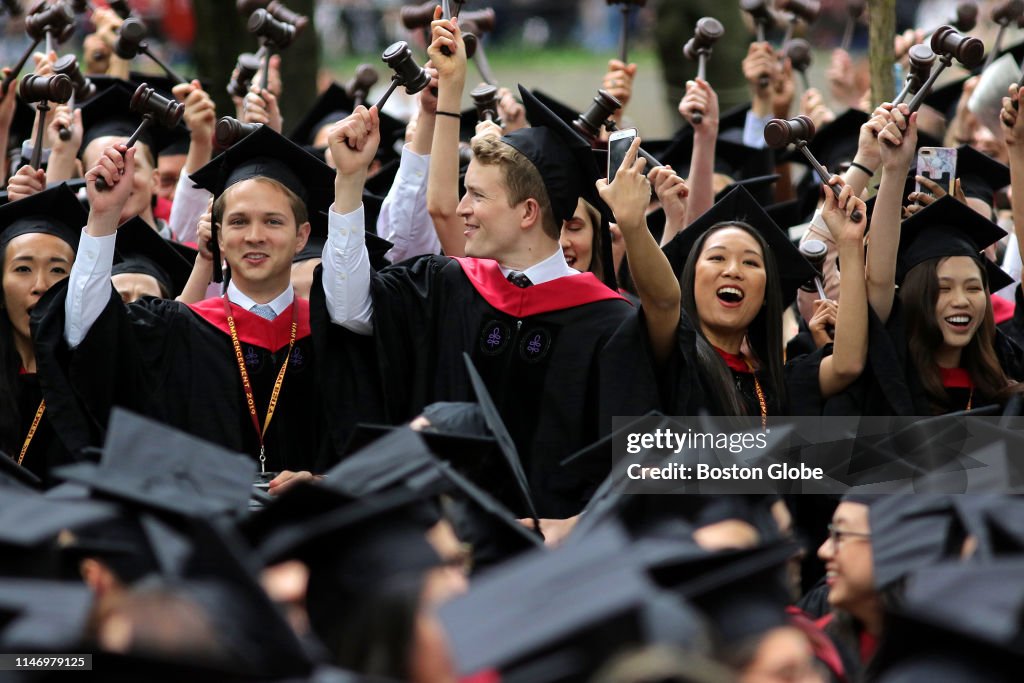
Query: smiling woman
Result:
<box><xmin>0</xmin><ymin>184</ymin><xmax>84</xmax><ymax>484</ymax></box>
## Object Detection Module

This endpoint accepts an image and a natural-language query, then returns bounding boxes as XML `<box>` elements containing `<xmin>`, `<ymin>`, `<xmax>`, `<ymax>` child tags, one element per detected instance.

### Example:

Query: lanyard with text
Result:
<box><xmin>223</xmin><ymin>296</ymin><xmax>298</xmax><ymax>473</ymax></box>
<box><xmin>17</xmin><ymin>400</ymin><xmax>46</xmax><ymax>466</ymax></box>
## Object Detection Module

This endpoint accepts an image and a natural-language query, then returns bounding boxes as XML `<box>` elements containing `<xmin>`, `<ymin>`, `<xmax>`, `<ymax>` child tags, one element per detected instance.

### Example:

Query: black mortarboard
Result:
<box><xmin>80</xmin><ymin>81</ymin><xmax>155</xmax><ymax>156</ymax></box>
<box><xmin>985</xmin><ymin>258</ymin><xmax>1015</xmax><ymax>291</ymax></box>
<box><xmin>0</xmin><ymin>451</ymin><xmax>41</xmax><ymax>490</ymax></box>
<box><xmin>8</xmin><ymin>95</ymin><xmax>35</xmax><ymax>149</ymax></box>
<box><xmin>189</xmin><ymin>124</ymin><xmax>336</xmax><ymax>236</ymax></box>
<box><xmin>713</xmin><ymin>173</ymin><xmax>779</xmax><ymax>205</ymax></box>
<box><xmin>53</xmin><ymin>409</ymin><xmax>256</xmax><ymax>520</ymax></box>
<box><xmin>662</xmin><ymin>186</ymin><xmax>816</xmax><ymax>307</ymax></box>
<box><xmin>718</xmin><ymin>102</ymin><xmax>754</xmax><ymax>142</ymax></box>
<box><xmin>288</xmin><ymin>82</ymin><xmax>356</xmax><ymax>146</ymax></box>
<box><xmin>867</xmin><ymin>495</ymin><xmax>965</xmax><ymax>591</ymax></box>
<box><xmin>113</xmin><ymin>217</ymin><xmax>194</xmax><ymax>297</ymax></box>
<box><xmin>0</xmin><ymin>579</ymin><xmax>93</xmax><ymax>650</ymax></box>
<box><xmin>766</xmin><ymin>199</ymin><xmax>805</xmax><ymax>231</ymax></box>
<box><xmin>0</xmin><ymin>183</ymin><xmax>84</xmax><ymax>251</ymax></box>
<box><xmin>530</xmin><ymin>89</ymin><xmax>585</xmax><ymax>134</ymax></box>
<box><xmin>956</xmin><ymin>144</ymin><xmax>1010</xmax><ymax>203</ymax></box>
<box><xmin>896</xmin><ymin>195</ymin><xmax>1007</xmax><ymax>284</ymax></box>
<box><xmin>363</xmin><ymin>158</ymin><xmax>401</xmax><ymax>197</ymax></box>
<box><xmin>787</xmin><ymin>109</ymin><xmax>868</xmax><ymax>175</ymax></box>
<box><xmin>503</xmin><ymin>86</ymin><xmax>600</xmax><ymax>225</ymax></box>
<box><xmin>653</xmin><ymin>129</ymin><xmax>776</xmax><ymax>189</ymax></box>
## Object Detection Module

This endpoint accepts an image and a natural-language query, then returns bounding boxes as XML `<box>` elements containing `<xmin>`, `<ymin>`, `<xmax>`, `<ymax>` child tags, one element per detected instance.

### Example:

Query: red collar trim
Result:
<box><xmin>939</xmin><ymin>366</ymin><xmax>973</xmax><ymax>389</ymax></box>
<box><xmin>454</xmin><ymin>258</ymin><xmax>626</xmax><ymax>317</ymax></box>
<box><xmin>992</xmin><ymin>294</ymin><xmax>1015</xmax><ymax>325</ymax></box>
<box><xmin>18</xmin><ymin>366</ymin><xmax>29</xmax><ymax>376</ymax></box>
<box><xmin>859</xmin><ymin>629</ymin><xmax>878</xmax><ymax>663</ymax></box>
<box><xmin>188</xmin><ymin>297</ymin><xmax>311</xmax><ymax>351</ymax></box>
<box><xmin>714</xmin><ymin>346</ymin><xmax>752</xmax><ymax>373</ymax></box>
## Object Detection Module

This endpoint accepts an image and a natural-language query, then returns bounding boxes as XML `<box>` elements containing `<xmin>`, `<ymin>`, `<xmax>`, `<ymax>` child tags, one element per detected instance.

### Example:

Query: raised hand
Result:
<box><xmin>678</xmin><ymin>78</ymin><xmax>719</xmax><ymax>134</ymax></box>
<box><xmin>497</xmin><ymin>86</ymin><xmax>526</xmax><ymax>132</ymax></box>
<box><xmin>808</xmin><ymin>298</ymin><xmax>837</xmax><ymax>347</ymax></box>
<box><xmin>427</xmin><ymin>8</ymin><xmax>466</xmax><ymax>83</ymax></box>
<box><xmin>820</xmin><ymin>175</ymin><xmax>866</xmax><ymax>245</ymax></box>
<box><xmin>596</xmin><ymin>136</ymin><xmax>650</xmax><ymax>234</ymax></box>
<box><xmin>800</xmin><ymin>87</ymin><xmax>835</xmax><ymax>129</ymax></box>
<box><xmin>1001</xmin><ymin>84</ymin><xmax>1024</xmax><ymax>150</ymax></box>
<box><xmin>6</xmin><ymin>165</ymin><xmax>46</xmax><ymax>202</ymax></box>
<box><xmin>602</xmin><ymin>58</ymin><xmax>638</xmax><ymax>118</ymax></box>
<box><xmin>173</xmin><ymin>79</ymin><xmax>217</xmax><ymax>143</ymax></box>
<box><xmin>85</xmin><ymin>144</ymin><xmax>136</xmax><ymax>236</ymax></box>
<box><xmin>877</xmin><ymin>103</ymin><xmax>917</xmax><ymax>172</ymax></box>
<box><xmin>243</xmin><ymin>83</ymin><xmax>282</xmax><ymax>133</ymax></box>
<box><xmin>648</xmin><ymin>165</ymin><xmax>689</xmax><ymax>234</ymax></box>
<box><xmin>330</xmin><ymin>106</ymin><xmax>380</xmax><ymax>213</ymax></box>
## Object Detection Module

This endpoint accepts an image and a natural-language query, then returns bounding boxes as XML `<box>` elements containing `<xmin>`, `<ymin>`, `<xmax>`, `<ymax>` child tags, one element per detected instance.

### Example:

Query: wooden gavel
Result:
<box><xmin>606</xmin><ymin>0</ymin><xmax>646</xmax><ymax>63</ymax></box>
<box><xmin>785</xmin><ymin>38</ymin><xmax>812</xmax><ymax>90</ymax></box>
<box><xmin>840</xmin><ymin>0</ymin><xmax>866</xmax><ymax>52</ymax></box>
<box><xmin>682</xmin><ymin>17</ymin><xmax>724</xmax><ymax>124</ymax></box>
<box><xmin>374</xmin><ymin>41</ymin><xmax>432</xmax><ymax>111</ymax></box>
<box><xmin>984</xmin><ymin>0</ymin><xmax>1024</xmax><ymax>69</ymax></box>
<box><xmin>763</xmin><ymin>115</ymin><xmax>863</xmax><ymax>223</ymax></box>
<box><xmin>115</xmin><ymin>18</ymin><xmax>188</xmax><ymax>85</ymax></box>
<box><xmin>893</xmin><ymin>44</ymin><xmax>935</xmax><ymax>106</ymax></box>
<box><xmin>798</xmin><ymin>239</ymin><xmax>829</xmax><ymax>300</ymax></box>
<box><xmin>345</xmin><ymin>65</ymin><xmax>379</xmax><ymax>108</ymax></box>
<box><xmin>237</xmin><ymin>0</ymin><xmax>308</xmax><ymax>35</ymax></box>
<box><xmin>93</xmin><ymin>84</ymin><xmax>185</xmax><ymax>191</ymax></box>
<box><xmin>53</xmin><ymin>55</ymin><xmax>96</xmax><ymax>141</ymax></box>
<box><xmin>1</xmin><ymin>0</ymin><xmax>75</xmax><ymax>93</ymax></box>
<box><xmin>248</xmin><ymin>8</ymin><xmax>302</xmax><ymax>91</ymax></box>
<box><xmin>778</xmin><ymin>0</ymin><xmax>820</xmax><ymax>45</ymax></box>
<box><xmin>69</xmin><ymin>0</ymin><xmax>131</xmax><ymax>18</ymax></box>
<box><xmin>227</xmin><ymin>53</ymin><xmax>261</xmax><ymax>99</ymax></box>
<box><xmin>19</xmin><ymin>74</ymin><xmax>73</xmax><ymax>169</ymax></box>
<box><xmin>953</xmin><ymin>2</ymin><xmax>979</xmax><ymax>31</ymax></box>
<box><xmin>461</xmin><ymin>11</ymin><xmax>498</xmax><ymax>85</ymax></box>
<box><xmin>400</xmin><ymin>0</ymin><xmax>474</xmax><ymax>29</ymax></box>
<box><xmin>214</xmin><ymin>117</ymin><xmax>262</xmax><ymax>151</ymax></box>
<box><xmin>907</xmin><ymin>25</ymin><xmax>985</xmax><ymax>112</ymax></box>
<box><xmin>471</xmin><ymin>83</ymin><xmax>500</xmax><ymax>124</ymax></box>
<box><xmin>574</xmin><ymin>89</ymin><xmax>663</xmax><ymax>169</ymax></box>
<box><xmin>740</xmin><ymin>0</ymin><xmax>774</xmax><ymax>88</ymax></box>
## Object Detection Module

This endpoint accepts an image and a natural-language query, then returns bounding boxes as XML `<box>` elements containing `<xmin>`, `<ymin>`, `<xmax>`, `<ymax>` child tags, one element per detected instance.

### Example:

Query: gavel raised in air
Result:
<box><xmin>739</xmin><ymin>0</ymin><xmax>774</xmax><ymax>88</ymax></box>
<box><xmin>345</xmin><ymin>65</ymin><xmax>380</xmax><ymax>108</ymax></box>
<box><xmin>785</xmin><ymin>38</ymin><xmax>812</xmax><ymax>90</ymax></box>
<box><xmin>215</xmin><ymin>117</ymin><xmax>262</xmax><ymax>151</ymax></box>
<box><xmin>606</xmin><ymin>0</ymin><xmax>646</xmax><ymax>63</ymax></box>
<box><xmin>248</xmin><ymin>7</ymin><xmax>305</xmax><ymax>90</ymax></box>
<box><xmin>115</xmin><ymin>18</ymin><xmax>188</xmax><ymax>85</ymax></box>
<box><xmin>574</xmin><ymin>89</ymin><xmax>663</xmax><ymax>170</ymax></box>
<box><xmin>906</xmin><ymin>25</ymin><xmax>985</xmax><ymax>112</ymax></box>
<box><xmin>798</xmin><ymin>239</ymin><xmax>829</xmax><ymax>300</ymax></box>
<box><xmin>227</xmin><ymin>53</ymin><xmax>262</xmax><ymax>99</ymax></box>
<box><xmin>840</xmin><ymin>0</ymin><xmax>865</xmax><ymax>52</ymax></box>
<box><xmin>93</xmin><ymin>84</ymin><xmax>185</xmax><ymax>191</ymax></box>
<box><xmin>471</xmin><ymin>83</ymin><xmax>500</xmax><ymax>125</ymax></box>
<box><xmin>984</xmin><ymin>0</ymin><xmax>1024</xmax><ymax>69</ymax></box>
<box><xmin>682</xmin><ymin>17</ymin><xmax>724</xmax><ymax>124</ymax></box>
<box><xmin>763</xmin><ymin>115</ymin><xmax>863</xmax><ymax>223</ymax></box>
<box><xmin>400</xmin><ymin>0</ymin><xmax>476</xmax><ymax>29</ymax></box>
<box><xmin>53</xmin><ymin>55</ymin><xmax>96</xmax><ymax>141</ymax></box>
<box><xmin>1</xmin><ymin>0</ymin><xmax>75</xmax><ymax>93</ymax></box>
<box><xmin>237</xmin><ymin>0</ymin><xmax>308</xmax><ymax>34</ymax></box>
<box><xmin>373</xmin><ymin>41</ymin><xmax>432</xmax><ymax>111</ymax></box>
<box><xmin>893</xmin><ymin>44</ymin><xmax>936</xmax><ymax>106</ymax></box>
<box><xmin>19</xmin><ymin>74</ymin><xmax>74</xmax><ymax>169</ymax></box>
<box><xmin>777</xmin><ymin>0</ymin><xmax>820</xmax><ymax>45</ymax></box>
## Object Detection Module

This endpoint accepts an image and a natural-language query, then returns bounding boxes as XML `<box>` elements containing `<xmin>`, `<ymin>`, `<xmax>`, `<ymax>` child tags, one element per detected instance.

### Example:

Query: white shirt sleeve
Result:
<box><xmin>743</xmin><ymin>110</ymin><xmax>774</xmax><ymax>149</ymax></box>
<box><xmin>377</xmin><ymin>145</ymin><xmax>441</xmax><ymax>263</ymax></box>
<box><xmin>322</xmin><ymin>203</ymin><xmax>374</xmax><ymax>335</ymax></box>
<box><xmin>167</xmin><ymin>171</ymin><xmax>212</xmax><ymax>245</ymax></box>
<box><xmin>64</xmin><ymin>229</ymin><xmax>117</xmax><ymax>349</ymax></box>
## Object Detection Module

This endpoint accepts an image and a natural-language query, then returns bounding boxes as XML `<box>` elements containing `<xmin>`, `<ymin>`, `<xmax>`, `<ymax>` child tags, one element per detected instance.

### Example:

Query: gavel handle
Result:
<box><xmin>1013</xmin><ymin>70</ymin><xmax>1024</xmax><ymax>110</ymax></box>
<box><xmin>797</xmin><ymin>142</ymin><xmax>863</xmax><ymax>222</ymax></box>
<box><xmin>692</xmin><ymin>53</ymin><xmax>708</xmax><ymax>124</ymax></box>
<box><xmin>2</xmin><ymin>36</ymin><xmax>43</xmax><ymax>95</ymax></box>
<box><xmin>30</xmin><ymin>102</ymin><xmax>50</xmax><ymax>170</ymax></box>
<box><xmin>259</xmin><ymin>45</ymin><xmax>273</xmax><ymax>92</ymax></box>
<box><xmin>58</xmin><ymin>91</ymin><xmax>75</xmax><ymax>141</ymax></box>
<box><xmin>94</xmin><ymin>117</ymin><xmax>152</xmax><ymax>190</ymax></box>
<box><xmin>210</xmin><ymin>231</ymin><xmax>223</xmax><ymax>283</ymax></box>
<box><xmin>893</xmin><ymin>78</ymin><xmax>913</xmax><ymax>106</ymax></box>
<box><xmin>814</xmin><ymin>275</ymin><xmax>827</xmax><ymax>301</ymax></box>
<box><xmin>756</xmin><ymin>22</ymin><xmax>766</xmax><ymax>43</ymax></box>
<box><xmin>142</xmin><ymin>47</ymin><xmax>188</xmax><ymax>85</ymax></box>
<box><xmin>799</xmin><ymin>70</ymin><xmax>809</xmax><ymax>91</ymax></box>
<box><xmin>440</xmin><ymin>0</ymin><xmax>453</xmax><ymax>56</ymax></box>
<box><xmin>374</xmin><ymin>77</ymin><xmax>401</xmax><ymax>111</ymax></box>
<box><xmin>906</xmin><ymin>55</ymin><xmax>950</xmax><ymax>113</ymax></box>
<box><xmin>984</xmin><ymin>22</ymin><xmax>1008</xmax><ymax>71</ymax></box>
<box><xmin>471</xmin><ymin>40</ymin><xmax>498</xmax><ymax>87</ymax></box>
<box><xmin>618</xmin><ymin>5</ymin><xmax>630</xmax><ymax>63</ymax></box>
<box><xmin>840</xmin><ymin>17</ymin><xmax>855</xmax><ymax>52</ymax></box>
<box><xmin>782</xmin><ymin>20</ymin><xmax>795</xmax><ymax>48</ymax></box>
<box><xmin>45</xmin><ymin>30</ymin><xmax>53</xmax><ymax>57</ymax></box>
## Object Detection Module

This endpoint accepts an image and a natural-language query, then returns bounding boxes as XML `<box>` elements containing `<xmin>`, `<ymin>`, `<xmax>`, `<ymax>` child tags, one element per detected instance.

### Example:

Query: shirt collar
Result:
<box><xmin>498</xmin><ymin>246</ymin><xmax>579</xmax><ymax>286</ymax></box>
<box><xmin>227</xmin><ymin>280</ymin><xmax>294</xmax><ymax>316</ymax></box>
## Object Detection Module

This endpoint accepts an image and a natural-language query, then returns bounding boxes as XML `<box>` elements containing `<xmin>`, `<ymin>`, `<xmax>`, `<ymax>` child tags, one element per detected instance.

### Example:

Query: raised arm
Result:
<box><xmin>177</xmin><ymin>202</ymin><xmax>215</xmax><ymax>304</ymax></box>
<box><xmin>678</xmin><ymin>78</ymin><xmax>718</xmax><ymax>227</ymax></box>
<box><xmin>817</xmin><ymin>176</ymin><xmax>868</xmax><ymax>398</ymax></box>
<box><xmin>598</xmin><ymin>137</ymin><xmax>681</xmax><ymax>366</ymax></box>
<box><xmin>425</xmin><ymin>9</ymin><xmax>469</xmax><ymax>257</ymax></box>
<box><xmin>867</xmin><ymin>103</ymin><xmax>915</xmax><ymax>324</ymax></box>
<box><xmin>1000</xmin><ymin>84</ymin><xmax>1024</xmax><ymax>291</ymax></box>
<box><xmin>168</xmin><ymin>80</ymin><xmax>216</xmax><ymax>244</ymax></box>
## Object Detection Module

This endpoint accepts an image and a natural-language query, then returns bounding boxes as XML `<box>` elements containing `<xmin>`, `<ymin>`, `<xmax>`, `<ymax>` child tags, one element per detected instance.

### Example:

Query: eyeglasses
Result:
<box><xmin>827</xmin><ymin>524</ymin><xmax>871</xmax><ymax>548</ymax></box>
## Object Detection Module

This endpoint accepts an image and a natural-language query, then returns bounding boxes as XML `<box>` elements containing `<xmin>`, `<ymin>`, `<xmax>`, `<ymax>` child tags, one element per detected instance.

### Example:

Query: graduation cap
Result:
<box><xmin>653</xmin><ymin>129</ymin><xmax>776</xmax><ymax>187</ymax></box>
<box><xmin>112</xmin><ymin>217</ymin><xmax>194</xmax><ymax>298</ymax></box>
<box><xmin>363</xmin><ymin>157</ymin><xmax>401</xmax><ymax>197</ymax></box>
<box><xmin>0</xmin><ymin>182</ymin><xmax>84</xmax><ymax>252</ymax></box>
<box><xmin>53</xmin><ymin>409</ymin><xmax>257</xmax><ymax>520</ymax></box>
<box><xmin>896</xmin><ymin>195</ymin><xmax>1007</xmax><ymax>284</ymax></box>
<box><xmin>0</xmin><ymin>451</ymin><xmax>42</xmax><ymax>490</ymax></box>
<box><xmin>7</xmin><ymin>95</ymin><xmax>36</xmax><ymax>150</ymax></box>
<box><xmin>713</xmin><ymin>173</ymin><xmax>779</xmax><ymax>205</ymax></box>
<box><xmin>662</xmin><ymin>185</ymin><xmax>817</xmax><ymax>307</ymax></box>
<box><xmin>289</xmin><ymin>81</ymin><xmax>356</xmax><ymax>146</ymax></box>
<box><xmin>788</xmin><ymin>109</ymin><xmax>868</xmax><ymax>175</ymax></box>
<box><xmin>79</xmin><ymin>81</ymin><xmax>156</xmax><ymax>157</ymax></box>
<box><xmin>530</xmin><ymin>89</ymin><xmax>586</xmax><ymax>134</ymax></box>
<box><xmin>956</xmin><ymin>143</ymin><xmax>1010</xmax><ymax>203</ymax></box>
<box><xmin>0</xmin><ymin>579</ymin><xmax>94</xmax><ymax>650</ymax></box>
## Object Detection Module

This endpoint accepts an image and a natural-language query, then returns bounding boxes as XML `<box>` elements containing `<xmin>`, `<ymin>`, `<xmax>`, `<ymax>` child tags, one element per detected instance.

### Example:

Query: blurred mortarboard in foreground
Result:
<box><xmin>0</xmin><ymin>451</ymin><xmax>41</xmax><ymax>490</ymax></box>
<box><xmin>113</xmin><ymin>217</ymin><xmax>194</xmax><ymax>298</ymax></box>
<box><xmin>0</xmin><ymin>579</ymin><xmax>93</xmax><ymax>650</ymax></box>
<box><xmin>0</xmin><ymin>183</ymin><xmax>85</xmax><ymax>252</ymax></box>
<box><xmin>53</xmin><ymin>409</ymin><xmax>256</xmax><ymax>520</ymax></box>
<box><xmin>896</xmin><ymin>195</ymin><xmax>1006</xmax><ymax>284</ymax></box>
<box><xmin>662</xmin><ymin>186</ymin><xmax>816</xmax><ymax>307</ymax></box>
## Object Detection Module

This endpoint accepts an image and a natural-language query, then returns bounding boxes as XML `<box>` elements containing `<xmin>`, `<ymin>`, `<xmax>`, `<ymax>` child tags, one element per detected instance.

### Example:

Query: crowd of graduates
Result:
<box><xmin>4</xmin><ymin>1</ymin><xmax>1024</xmax><ymax>682</ymax></box>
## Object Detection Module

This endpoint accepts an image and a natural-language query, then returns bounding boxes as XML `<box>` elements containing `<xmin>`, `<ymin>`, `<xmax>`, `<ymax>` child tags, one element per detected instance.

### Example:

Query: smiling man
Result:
<box><xmin>33</xmin><ymin>126</ymin><xmax>341</xmax><ymax>477</ymax></box>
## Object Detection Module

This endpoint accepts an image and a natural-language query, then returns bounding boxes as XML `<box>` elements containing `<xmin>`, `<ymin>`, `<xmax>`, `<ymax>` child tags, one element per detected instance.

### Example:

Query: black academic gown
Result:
<box><xmin>32</xmin><ymin>281</ymin><xmax>342</xmax><ymax>473</ymax></box>
<box><xmin>10</xmin><ymin>372</ymin><xmax>73</xmax><ymax>487</ymax></box>
<box><xmin>350</xmin><ymin>256</ymin><xmax>661</xmax><ymax>518</ymax></box>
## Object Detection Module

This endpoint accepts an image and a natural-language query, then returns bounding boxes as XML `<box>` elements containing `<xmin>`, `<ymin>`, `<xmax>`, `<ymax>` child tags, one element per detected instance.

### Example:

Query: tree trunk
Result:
<box><xmin>868</xmin><ymin>0</ymin><xmax>895</xmax><ymax>109</ymax></box>
<box><xmin>192</xmin><ymin>0</ymin><xmax>319</xmax><ymax>133</ymax></box>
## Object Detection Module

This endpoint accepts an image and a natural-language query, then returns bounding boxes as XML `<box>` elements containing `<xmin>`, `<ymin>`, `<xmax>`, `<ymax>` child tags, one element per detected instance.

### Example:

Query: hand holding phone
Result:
<box><xmin>608</xmin><ymin>127</ymin><xmax>638</xmax><ymax>182</ymax></box>
<box><xmin>915</xmin><ymin>146</ymin><xmax>957</xmax><ymax>197</ymax></box>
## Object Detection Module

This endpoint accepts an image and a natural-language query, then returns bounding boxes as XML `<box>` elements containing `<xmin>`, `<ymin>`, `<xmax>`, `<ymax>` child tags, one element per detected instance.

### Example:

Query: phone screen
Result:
<box><xmin>915</xmin><ymin>147</ymin><xmax>957</xmax><ymax>197</ymax></box>
<box><xmin>608</xmin><ymin>130</ymin><xmax>636</xmax><ymax>183</ymax></box>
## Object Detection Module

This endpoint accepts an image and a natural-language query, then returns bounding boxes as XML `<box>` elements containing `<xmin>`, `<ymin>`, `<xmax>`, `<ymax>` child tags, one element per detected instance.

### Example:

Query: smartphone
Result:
<box><xmin>915</xmin><ymin>147</ymin><xmax>957</xmax><ymax>197</ymax></box>
<box><xmin>607</xmin><ymin>128</ymin><xmax>638</xmax><ymax>183</ymax></box>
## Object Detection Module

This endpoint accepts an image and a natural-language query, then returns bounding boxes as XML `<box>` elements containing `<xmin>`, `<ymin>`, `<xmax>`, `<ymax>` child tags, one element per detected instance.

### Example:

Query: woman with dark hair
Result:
<box><xmin>658</xmin><ymin>180</ymin><xmax>869</xmax><ymax>419</ymax></box>
<box><xmin>0</xmin><ymin>184</ymin><xmax>84</xmax><ymax>484</ymax></box>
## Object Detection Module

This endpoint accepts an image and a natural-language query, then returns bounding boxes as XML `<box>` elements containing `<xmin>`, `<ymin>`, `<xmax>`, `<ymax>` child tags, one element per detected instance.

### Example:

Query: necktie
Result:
<box><xmin>507</xmin><ymin>271</ymin><xmax>533</xmax><ymax>288</ymax></box>
<box><xmin>250</xmin><ymin>304</ymin><xmax>277</xmax><ymax>320</ymax></box>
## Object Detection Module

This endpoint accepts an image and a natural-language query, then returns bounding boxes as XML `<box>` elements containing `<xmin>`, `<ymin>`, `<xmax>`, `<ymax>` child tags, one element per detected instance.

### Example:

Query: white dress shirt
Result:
<box><xmin>64</xmin><ymin>229</ymin><xmax>293</xmax><ymax>348</ymax></box>
<box><xmin>743</xmin><ymin>109</ymin><xmax>773</xmax><ymax>149</ymax></box>
<box><xmin>376</xmin><ymin>145</ymin><xmax>442</xmax><ymax>263</ymax></box>
<box><xmin>168</xmin><ymin>170</ymin><xmax>212</xmax><ymax>245</ymax></box>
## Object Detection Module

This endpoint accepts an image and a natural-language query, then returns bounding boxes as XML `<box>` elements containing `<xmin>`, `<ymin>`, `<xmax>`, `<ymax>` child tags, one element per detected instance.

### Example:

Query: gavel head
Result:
<box><xmin>847</xmin><ymin>0</ymin><xmax>867</xmax><ymax>18</ymax></box>
<box><xmin>108</xmin><ymin>0</ymin><xmax>131</xmax><ymax>18</ymax></box>
<box><xmin>227</xmin><ymin>53</ymin><xmax>261</xmax><ymax>98</ymax></box>
<box><xmin>907</xmin><ymin>43</ymin><xmax>936</xmax><ymax>81</ymax></box>
<box><xmin>763</xmin><ymin>115</ymin><xmax>815</xmax><ymax>149</ymax></box>
<box><xmin>953</xmin><ymin>2</ymin><xmax>979</xmax><ymax>32</ymax></box>
<box><xmin>740</xmin><ymin>0</ymin><xmax>773</xmax><ymax>24</ymax></box>
<box><xmin>689</xmin><ymin>16</ymin><xmax>724</xmax><ymax>52</ymax></box>
<box><xmin>267</xmin><ymin>1</ymin><xmax>309</xmax><ymax>37</ymax></box>
<box><xmin>992</xmin><ymin>0</ymin><xmax>1024</xmax><ymax>25</ymax></box>
<box><xmin>237</xmin><ymin>0</ymin><xmax>269</xmax><ymax>16</ymax></box>
<box><xmin>52</xmin><ymin>54</ymin><xmax>96</xmax><ymax>100</ymax></box>
<box><xmin>345</xmin><ymin>64</ymin><xmax>380</xmax><ymax>100</ymax></box>
<box><xmin>930</xmin><ymin>25</ymin><xmax>985</xmax><ymax>69</ymax></box>
<box><xmin>400</xmin><ymin>1</ymin><xmax>436</xmax><ymax>30</ymax></box>
<box><xmin>382</xmin><ymin>41</ymin><xmax>431</xmax><ymax>95</ymax></box>
<box><xmin>471</xmin><ymin>83</ymin><xmax>499</xmax><ymax>121</ymax></box>
<box><xmin>130</xmin><ymin>83</ymin><xmax>185</xmax><ymax>128</ymax></box>
<box><xmin>248</xmin><ymin>8</ymin><xmax>296</xmax><ymax>48</ymax></box>
<box><xmin>799</xmin><ymin>239</ymin><xmax>828</xmax><ymax>290</ymax></box>
<box><xmin>461</xmin><ymin>8</ymin><xmax>497</xmax><ymax>33</ymax></box>
<box><xmin>25</xmin><ymin>0</ymin><xmax>76</xmax><ymax>42</ymax></box>
<box><xmin>574</xmin><ymin>90</ymin><xmax>622</xmax><ymax>141</ymax></box>
<box><xmin>215</xmin><ymin>117</ymin><xmax>262</xmax><ymax>150</ymax></box>
<box><xmin>778</xmin><ymin>0</ymin><xmax>821</xmax><ymax>24</ymax></box>
<box><xmin>114</xmin><ymin>17</ymin><xmax>148</xmax><ymax>60</ymax></box>
<box><xmin>18</xmin><ymin>73</ymin><xmax>73</xmax><ymax>104</ymax></box>
<box><xmin>462</xmin><ymin>32</ymin><xmax>479</xmax><ymax>59</ymax></box>
<box><xmin>785</xmin><ymin>38</ymin><xmax>813</xmax><ymax>73</ymax></box>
